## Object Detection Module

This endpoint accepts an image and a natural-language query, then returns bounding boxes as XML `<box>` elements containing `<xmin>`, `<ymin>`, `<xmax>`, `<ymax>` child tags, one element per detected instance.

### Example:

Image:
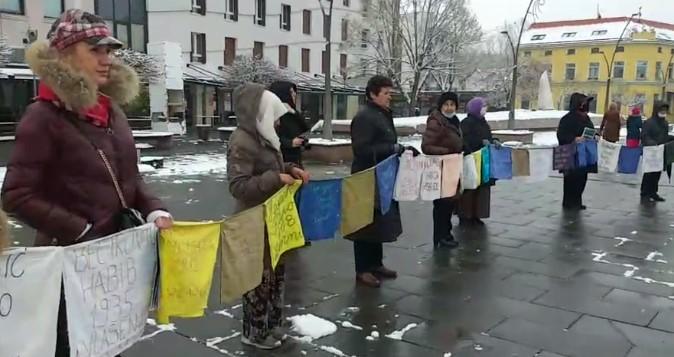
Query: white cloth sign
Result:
<box><xmin>63</xmin><ymin>224</ymin><xmax>158</xmax><ymax>357</ymax></box>
<box><xmin>461</xmin><ymin>154</ymin><xmax>479</xmax><ymax>190</ymax></box>
<box><xmin>394</xmin><ymin>152</ymin><xmax>423</xmax><ymax>201</ymax></box>
<box><xmin>524</xmin><ymin>148</ymin><xmax>554</xmax><ymax>183</ymax></box>
<box><xmin>420</xmin><ymin>156</ymin><xmax>442</xmax><ymax>201</ymax></box>
<box><xmin>0</xmin><ymin>247</ymin><xmax>64</xmax><ymax>357</ymax></box>
<box><xmin>598</xmin><ymin>139</ymin><xmax>622</xmax><ymax>173</ymax></box>
<box><xmin>642</xmin><ymin>145</ymin><xmax>665</xmax><ymax>173</ymax></box>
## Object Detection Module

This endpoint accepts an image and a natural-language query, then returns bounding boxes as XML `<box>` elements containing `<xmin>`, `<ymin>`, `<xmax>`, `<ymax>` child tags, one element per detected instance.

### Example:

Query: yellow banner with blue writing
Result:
<box><xmin>264</xmin><ymin>181</ymin><xmax>305</xmax><ymax>269</ymax></box>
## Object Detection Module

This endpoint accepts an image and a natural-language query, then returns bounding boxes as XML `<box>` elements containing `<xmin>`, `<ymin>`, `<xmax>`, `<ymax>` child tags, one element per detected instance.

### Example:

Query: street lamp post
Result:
<box><xmin>602</xmin><ymin>10</ymin><xmax>641</xmax><ymax>113</ymax></box>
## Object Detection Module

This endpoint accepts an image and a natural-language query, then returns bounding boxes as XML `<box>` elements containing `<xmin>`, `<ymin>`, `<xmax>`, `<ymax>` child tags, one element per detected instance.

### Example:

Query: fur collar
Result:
<box><xmin>26</xmin><ymin>40</ymin><xmax>139</xmax><ymax>112</ymax></box>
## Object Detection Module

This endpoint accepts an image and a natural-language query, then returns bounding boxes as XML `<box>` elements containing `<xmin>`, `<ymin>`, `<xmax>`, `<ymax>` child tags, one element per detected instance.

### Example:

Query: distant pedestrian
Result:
<box><xmin>0</xmin><ymin>9</ymin><xmax>172</xmax><ymax>357</ymax></box>
<box><xmin>347</xmin><ymin>75</ymin><xmax>419</xmax><ymax>289</ymax></box>
<box><xmin>626</xmin><ymin>106</ymin><xmax>643</xmax><ymax>148</ymax></box>
<box><xmin>421</xmin><ymin>91</ymin><xmax>463</xmax><ymax>249</ymax></box>
<box><xmin>599</xmin><ymin>102</ymin><xmax>622</xmax><ymax>143</ymax></box>
<box><xmin>557</xmin><ymin>93</ymin><xmax>595</xmax><ymax>210</ymax></box>
<box><xmin>458</xmin><ymin>97</ymin><xmax>493</xmax><ymax>225</ymax></box>
<box><xmin>640</xmin><ymin>102</ymin><xmax>673</xmax><ymax>203</ymax></box>
<box><xmin>269</xmin><ymin>81</ymin><xmax>310</xmax><ymax>168</ymax></box>
<box><xmin>227</xmin><ymin>83</ymin><xmax>310</xmax><ymax>349</ymax></box>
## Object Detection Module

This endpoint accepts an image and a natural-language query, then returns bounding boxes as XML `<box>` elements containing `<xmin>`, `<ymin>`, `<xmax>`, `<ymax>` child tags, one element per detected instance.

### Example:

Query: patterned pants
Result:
<box><xmin>242</xmin><ymin>264</ymin><xmax>286</xmax><ymax>340</ymax></box>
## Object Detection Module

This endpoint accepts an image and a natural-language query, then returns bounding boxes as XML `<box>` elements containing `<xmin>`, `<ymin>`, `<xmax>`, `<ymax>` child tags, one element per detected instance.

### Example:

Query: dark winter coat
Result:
<box><xmin>557</xmin><ymin>93</ymin><xmax>595</xmax><ymax>146</ymax></box>
<box><xmin>346</xmin><ymin>101</ymin><xmax>402</xmax><ymax>243</ymax></box>
<box><xmin>277</xmin><ymin>108</ymin><xmax>310</xmax><ymax>166</ymax></box>
<box><xmin>1</xmin><ymin>40</ymin><xmax>165</xmax><ymax>247</ymax></box>
<box><xmin>600</xmin><ymin>109</ymin><xmax>622</xmax><ymax>143</ymax></box>
<box><xmin>227</xmin><ymin>84</ymin><xmax>296</xmax><ymax>214</ymax></box>
<box><xmin>626</xmin><ymin>115</ymin><xmax>643</xmax><ymax>141</ymax></box>
<box><xmin>642</xmin><ymin>102</ymin><xmax>673</xmax><ymax>146</ymax></box>
<box><xmin>421</xmin><ymin>110</ymin><xmax>463</xmax><ymax>155</ymax></box>
<box><xmin>461</xmin><ymin>113</ymin><xmax>493</xmax><ymax>154</ymax></box>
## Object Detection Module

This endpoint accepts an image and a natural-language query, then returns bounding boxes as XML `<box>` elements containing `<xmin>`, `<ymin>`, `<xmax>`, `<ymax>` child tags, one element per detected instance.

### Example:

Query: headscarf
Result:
<box><xmin>256</xmin><ymin>90</ymin><xmax>288</xmax><ymax>151</ymax></box>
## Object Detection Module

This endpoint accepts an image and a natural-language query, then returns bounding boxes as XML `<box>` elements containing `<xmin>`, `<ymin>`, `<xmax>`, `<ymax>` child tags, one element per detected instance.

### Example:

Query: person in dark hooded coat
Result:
<box><xmin>421</xmin><ymin>91</ymin><xmax>463</xmax><ymax>248</ymax></box>
<box><xmin>269</xmin><ymin>81</ymin><xmax>310</xmax><ymax>168</ymax></box>
<box><xmin>458</xmin><ymin>97</ymin><xmax>493</xmax><ymax>225</ymax></box>
<box><xmin>640</xmin><ymin>101</ymin><xmax>674</xmax><ymax>202</ymax></box>
<box><xmin>556</xmin><ymin>93</ymin><xmax>595</xmax><ymax>210</ymax></box>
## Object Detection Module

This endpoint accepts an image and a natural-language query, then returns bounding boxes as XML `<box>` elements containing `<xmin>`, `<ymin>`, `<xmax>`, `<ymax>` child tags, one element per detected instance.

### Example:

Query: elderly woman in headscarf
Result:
<box><xmin>269</xmin><ymin>81</ymin><xmax>310</xmax><ymax>168</ymax></box>
<box><xmin>227</xmin><ymin>83</ymin><xmax>310</xmax><ymax>350</ymax></box>
<box><xmin>458</xmin><ymin>97</ymin><xmax>494</xmax><ymax>226</ymax></box>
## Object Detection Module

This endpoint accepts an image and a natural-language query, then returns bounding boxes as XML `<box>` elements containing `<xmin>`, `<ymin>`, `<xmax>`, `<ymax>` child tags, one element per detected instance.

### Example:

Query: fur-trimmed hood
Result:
<box><xmin>26</xmin><ymin>40</ymin><xmax>139</xmax><ymax>112</ymax></box>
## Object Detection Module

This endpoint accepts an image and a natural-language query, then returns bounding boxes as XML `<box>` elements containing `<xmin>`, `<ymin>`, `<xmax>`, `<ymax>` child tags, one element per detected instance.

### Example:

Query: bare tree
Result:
<box><xmin>221</xmin><ymin>55</ymin><xmax>290</xmax><ymax>87</ymax></box>
<box><xmin>115</xmin><ymin>49</ymin><xmax>163</xmax><ymax>83</ymax></box>
<box><xmin>350</xmin><ymin>0</ymin><xmax>482</xmax><ymax>113</ymax></box>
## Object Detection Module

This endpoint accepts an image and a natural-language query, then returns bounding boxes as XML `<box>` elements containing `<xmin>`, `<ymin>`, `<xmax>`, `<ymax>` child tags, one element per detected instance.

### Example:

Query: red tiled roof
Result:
<box><xmin>530</xmin><ymin>17</ymin><xmax>674</xmax><ymax>32</ymax></box>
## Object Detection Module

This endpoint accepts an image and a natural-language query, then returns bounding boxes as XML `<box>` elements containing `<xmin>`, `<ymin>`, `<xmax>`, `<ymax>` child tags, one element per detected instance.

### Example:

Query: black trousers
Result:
<box><xmin>641</xmin><ymin>171</ymin><xmax>662</xmax><ymax>197</ymax></box>
<box><xmin>353</xmin><ymin>241</ymin><xmax>383</xmax><ymax>274</ymax></box>
<box><xmin>563</xmin><ymin>170</ymin><xmax>588</xmax><ymax>208</ymax></box>
<box><xmin>432</xmin><ymin>198</ymin><xmax>454</xmax><ymax>242</ymax></box>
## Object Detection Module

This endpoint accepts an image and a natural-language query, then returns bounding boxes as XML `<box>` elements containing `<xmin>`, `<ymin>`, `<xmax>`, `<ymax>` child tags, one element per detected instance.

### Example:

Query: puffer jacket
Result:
<box><xmin>1</xmin><ymin>40</ymin><xmax>165</xmax><ymax>246</ymax></box>
<box><xmin>421</xmin><ymin>110</ymin><xmax>463</xmax><ymax>155</ymax></box>
<box><xmin>642</xmin><ymin>101</ymin><xmax>673</xmax><ymax>146</ymax></box>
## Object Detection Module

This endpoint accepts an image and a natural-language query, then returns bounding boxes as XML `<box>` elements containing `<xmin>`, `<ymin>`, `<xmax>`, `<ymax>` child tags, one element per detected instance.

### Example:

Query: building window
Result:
<box><xmin>591</xmin><ymin>47</ymin><xmax>600</xmax><ymax>54</ymax></box>
<box><xmin>322</xmin><ymin>50</ymin><xmax>327</xmax><ymax>74</ymax></box>
<box><xmin>340</xmin><ymin>54</ymin><xmax>347</xmax><ymax>78</ymax></box>
<box><xmin>191</xmin><ymin>32</ymin><xmax>206</xmax><ymax>64</ymax></box>
<box><xmin>361</xmin><ymin>29</ymin><xmax>369</xmax><ymax>48</ymax></box>
<box><xmin>253</xmin><ymin>41</ymin><xmax>264</xmax><ymax>59</ymax></box>
<box><xmin>302</xmin><ymin>48</ymin><xmax>310</xmax><ymax>73</ymax></box>
<box><xmin>341</xmin><ymin>19</ymin><xmax>349</xmax><ymax>41</ymax></box>
<box><xmin>613</xmin><ymin>61</ymin><xmax>625</xmax><ymax>79</ymax></box>
<box><xmin>567</xmin><ymin>49</ymin><xmax>576</xmax><ymax>55</ymax></box>
<box><xmin>255</xmin><ymin>0</ymin><xmax>266</xmax><ymax>26</ymax></box>
<box><xmin>523</xmin><ymin>51</ymin><xmax>531</xmax><ymax>57</ymax></box>
<box><xmin>224</xmin><ymin>37</ymin><xmax>236</xmax><ymax>65</ymax></box>
<box><xmin>323</xmin><ymin>14</ymin><xmax>330</xmax><ymax>39</ymax></box>
<box><xmin>591</xmin><ymin>30</ymin><xmax>607</xmax><ymax>36</ymax></box>
<box><xmin>531</xmin><ymin>34</ymin><xmax>546</xmax><ymax>41</ymax></box>
<box><xmin>280</xmin><ymin>4</ymin><xmax>291</xmax><ymax>31</ymax></box>
<box><xmin>225</xmin><ymin>0</ymin><xmax>238</xmax><ymax>21</ymax></box>
<box><xmin>43</xmin><ymin>0</ymin><xmax>63</xmax><ymax>18</ymax></box>
<box><xmin>588</xmin><ymin>62</ymin><xmax>600</xmax><ymax>80</ymax></box>
<box><xmin>565</xmin><ymin>63</ymin><xmax>576</xmax><ymax>80</ymax></box>
<box><xmin>360</xmin><ymin>58</ymin><xmax>368</xmax><ymax>76</ymax></box>
<box><xmin>671</xmin><ymin>48</ymin><xmax>674</xmax><ymax>55</ymax></box>
<box><xmin>521</xmin><ymin>97</ymin><xmax>530</xmax><ymax>110</ymax></box>
<box><xmin>561</xmin><ymin>32</ymin><xmax>577</xmax><ymax>38</ymax></box>
<box><xmin>636</xmin><ymin>61</ymin><xmax>648</xmax><ymax>80</ymax></box>
<box><xmin>192</xmin><ymin>0</ymin><xmax>206</xmax><ymax>15</ymax></box>
<box><xmin>544</xmin><ymin>50</ymin><xmax>552</xmax><ymax>56</ymax></box>
<box><xmin>343</xmin><ymin>0</ymin><xmax>350</xmax><ymax>6</ymax></box>
<box><xmin>668</xmin><ymin>63</ymin><xmax>674</xmax><ymax>80</ymax></box>
<box><xmin>616</xmin><ymin>46</ymin><xmax>624</xmax><ymax>53</ymax></box>
<box><xmin>658</xmin><ymin>47</ymin><xmax>662</xmax><ymax>54</ymax></box>
<box><xmin>1</xmin><ymin>0</ymin><xmax>23</xmax><ymax>13</ymax></box>
<box><xmin>278</xmin><ymin>45</ymin><xmax>288</xmax><ymax>68</ymax></box>
<box><xmin>96</xmin><ymin>0</ymin><xmax>147</xmax><ymax>51</ymax></box>
<box><xmin>656</xmin><ymin>61</ymin><xmax>663</xmax><ymax>81</ymax></box>
<box><xmin>303</xmin><ymin>10</ymin><xmax>312</xmax><ymax>35</ymax></box>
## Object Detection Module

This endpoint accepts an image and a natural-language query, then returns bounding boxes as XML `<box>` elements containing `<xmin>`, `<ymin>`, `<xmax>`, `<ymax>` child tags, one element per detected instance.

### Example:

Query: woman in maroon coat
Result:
<box><xmin>1</xmin><ymin>10</ymin><xmax>172</xmax><ymax>356</ymax></box>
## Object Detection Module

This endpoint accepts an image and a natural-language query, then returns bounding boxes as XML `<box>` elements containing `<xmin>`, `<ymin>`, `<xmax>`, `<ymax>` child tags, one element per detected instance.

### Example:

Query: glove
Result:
<box><xmin>405</xmin><ymin>146</ymin><xmax>421</xmax><ymax>157</ymax></box>
<box><xmin>393</xmin><ymin>144</ymin><xmax>405</xmax><ymax>156</ymax></box>
<box><xmin>492</xmin><ymin>138</ymin><xmax>503</xmax><ymax>148</ymax></box>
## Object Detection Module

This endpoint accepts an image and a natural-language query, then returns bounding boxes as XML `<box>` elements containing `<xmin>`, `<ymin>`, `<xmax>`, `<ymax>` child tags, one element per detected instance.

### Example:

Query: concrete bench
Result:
<box><xmin>133</xmin><ymin>131</ymin><xmax>173</xmax><ymax>150</ymax></box>
<box><xmin>218</xmin><ymin>127</ymin><xmax>237</xmax><ymax>142</ymax></box>
<box><xmin>303</xmin><ymin>138</ymin><xmax>353</xmax><ymax>164</ymax></box>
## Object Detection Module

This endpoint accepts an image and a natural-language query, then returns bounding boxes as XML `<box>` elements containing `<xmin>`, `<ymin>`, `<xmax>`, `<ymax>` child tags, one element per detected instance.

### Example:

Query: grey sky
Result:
<box><xmin>470</xmin><ymin>0</ymin><xmax>674</xmax><ymax>34</ymax></box>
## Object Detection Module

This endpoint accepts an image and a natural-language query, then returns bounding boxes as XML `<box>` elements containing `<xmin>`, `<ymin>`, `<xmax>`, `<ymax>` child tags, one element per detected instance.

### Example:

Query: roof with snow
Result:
<box><xmin>521</xmin><ymin>17</ymin><xmax>674</xmax><ymax>46</ymax></box>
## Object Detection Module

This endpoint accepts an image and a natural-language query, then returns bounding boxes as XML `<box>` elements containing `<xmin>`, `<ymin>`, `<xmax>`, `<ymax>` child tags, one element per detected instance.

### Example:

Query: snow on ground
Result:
<box><xmin>288</xmin><ymin>314</ymin><xmax>338</xmax><ymax>341</ymax></box>
<box><xmin>309</xmin><ymin>138</ymin><xmax>352</xmax><ymax>146</ymax></box>
<box><xmin>385</xmin><ymin>323</ymin><xmax>419</xmax><ymax>340</ymax></box>
<box><xmin>146</xmin><ymin>152</ymin><xmax>227</xmax><ymax>178</ymax></box>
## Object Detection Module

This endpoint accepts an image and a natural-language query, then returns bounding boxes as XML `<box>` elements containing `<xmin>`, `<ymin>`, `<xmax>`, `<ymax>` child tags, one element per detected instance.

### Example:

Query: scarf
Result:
<box><xmin>37</xmin><ymin>83</ymin><xmax>112</xmax><ymax>127</ymax></box>
<box><xmin>256</xmin><ymin>90</ymin><xmax>288</xmax><ymax>151</ymax></box>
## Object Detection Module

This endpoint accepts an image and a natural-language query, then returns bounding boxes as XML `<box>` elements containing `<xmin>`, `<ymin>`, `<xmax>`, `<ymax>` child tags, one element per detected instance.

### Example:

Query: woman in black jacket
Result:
<box><xmin>641</xmin><ymin>102</ymin><xmax>673</xmax><ymax>202</ymax></box>
<box><xmin>269</xmin><ymin>81</ymin><xmax>310</xmax><ymax>167</ymax></box>
<box><xmin>556</xmin><ymin>93</ymin><xmax>595</xmax><ymax>210</ymax></box>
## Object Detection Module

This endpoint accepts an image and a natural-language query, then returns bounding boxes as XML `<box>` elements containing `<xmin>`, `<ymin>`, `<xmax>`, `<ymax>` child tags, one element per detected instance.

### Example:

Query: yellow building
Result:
<box><xmin>519</xmin><ymin>17</ymin><xmax>674</xmax><ymax>117</ymax></box>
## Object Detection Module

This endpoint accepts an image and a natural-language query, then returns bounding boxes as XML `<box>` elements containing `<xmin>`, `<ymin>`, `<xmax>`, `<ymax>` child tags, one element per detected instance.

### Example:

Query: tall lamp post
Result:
<box><xmin>602</xmin><ymin>10</ymin><xmax>641</xmax><ymax>113</ymax></box>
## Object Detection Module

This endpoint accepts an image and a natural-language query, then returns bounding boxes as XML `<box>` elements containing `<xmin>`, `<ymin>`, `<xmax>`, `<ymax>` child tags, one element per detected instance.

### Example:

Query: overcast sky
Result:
<box><xmin>470</xmin><ymin>0</ymin><xmax>674</xmax><ymax>35</ymax></box>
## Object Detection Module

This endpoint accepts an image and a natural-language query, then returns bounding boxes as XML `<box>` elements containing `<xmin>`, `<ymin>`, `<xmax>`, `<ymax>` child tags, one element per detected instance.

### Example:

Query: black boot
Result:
<box><xmin>434</xmin><ymin>234</ymin><xmax>459</xmax><ymax>249</ymax></box>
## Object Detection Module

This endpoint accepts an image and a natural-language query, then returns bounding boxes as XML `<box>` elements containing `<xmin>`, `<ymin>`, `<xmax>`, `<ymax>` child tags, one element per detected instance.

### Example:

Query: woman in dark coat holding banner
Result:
<box><xmin>557</xmin><ymin>93</ymin><xmax>595</xmax><ymax>210</ymax></box>
<box><xmin>458</xmin><ymin>97</ymin><xmax>493</xmax><ymax>226</ymax></box>
<box><xmin>347</xmin><ymin>75</ymin><xmax>419</xmax><ymax>288</ymax></box>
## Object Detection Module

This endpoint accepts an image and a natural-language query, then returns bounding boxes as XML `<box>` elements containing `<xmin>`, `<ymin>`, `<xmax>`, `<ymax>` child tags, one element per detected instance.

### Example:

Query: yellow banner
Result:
<box><xmin>264</xmin><ymin>181</ymin><xmax>305</xmax><ymax>269</ymax></box>
<box><xmin>157</xmin><ymin>221</ymin><xmax>221</xmax><ymax>324</ymax></box>
<box><xmin>341</xmin><ymin>168</ymin><xmax>375</xmax><ymax>236</ymax></box>
<box><xmin>220</xmin><ymin>205</ymin><xmax>265</xmax><ymax>303</ymax></box>
<box><xmin>473</xmin><ymin>150</ymin><xmax>482</xmax><ymax>185</ymax></box>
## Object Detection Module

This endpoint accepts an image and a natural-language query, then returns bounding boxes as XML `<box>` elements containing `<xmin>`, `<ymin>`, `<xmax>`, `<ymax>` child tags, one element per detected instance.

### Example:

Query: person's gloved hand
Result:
<box><xmin>393</xmin><ymin>144</ymin><xmax>405</xmax><ymax>156</ymax></box>
<box><xmin>405</xmin><ymin>146</ymin><xmax>421</xmax><ymax>157</ymax></box>
<box><xmin>492</xmin><ymin>138</ymin><xmax>503</xmax><ymax>148</ymax></box>
<box><xmin>482</xmin><ymin>139</ymin><xmax>491</xmax><ymax>147</ymax></box>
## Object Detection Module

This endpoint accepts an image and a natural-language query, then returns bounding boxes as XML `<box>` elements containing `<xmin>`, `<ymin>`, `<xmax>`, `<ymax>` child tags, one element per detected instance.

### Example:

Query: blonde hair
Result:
<box><xmin>0</xmin><ymin>210</ymin><xmax>9</xmax><ymax>251</ymax></box>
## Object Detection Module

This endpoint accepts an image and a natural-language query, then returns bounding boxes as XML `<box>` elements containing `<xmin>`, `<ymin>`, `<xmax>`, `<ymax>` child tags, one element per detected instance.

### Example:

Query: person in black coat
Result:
<box><xmin>269</xmin><ymin>81</ymin><xmax>310</xmax><ymax>167</ymax></box>
<box><xmin>347</xmin><ymin>75</ymin><xmax>419</xmax><ymax>288</ymax></box>
<box><xmin>556</xmin><ymin>92</ymin><xmax>595</xmax><ymax>210</ymax></box>
<box><xmin>458</xmin><ymin>97</ymin><xmax>494</xmax><ymax>225</ymax></box>
<box><xmin>641</xmin><ymin>101</ymin><xmax>673</xmax><ymax>202</ymax></box>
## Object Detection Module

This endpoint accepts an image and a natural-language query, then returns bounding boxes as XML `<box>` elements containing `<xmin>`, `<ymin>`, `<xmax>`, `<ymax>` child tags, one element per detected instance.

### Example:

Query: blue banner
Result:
<box><xmin>490</xmin><ymin>145</ymin><xmax>513</xmax><ymax>180</ymax></box>
<box><xmin>576</xmin><ymin>140</ymin><xmax>598</xmax><ymax>168</ymax></box>
<box><xmin>298</xmin><ymin>179</ymin><xmax>342</xmax><ymax>241</ymax></box>
<box><xmin>617</xmin><ymin>146</ymin><xmax>642</xmax><ymax>174</ymax></box>
<box><xmin>375</xmin><ymin>155</ymin><xmax>399</xmax><ymax>215</ymax></box>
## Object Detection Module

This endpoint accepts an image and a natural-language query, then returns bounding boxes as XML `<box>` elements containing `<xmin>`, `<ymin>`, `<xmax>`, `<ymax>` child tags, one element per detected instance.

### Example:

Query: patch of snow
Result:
<box><xmin>341</xmin><ymin>321</ymin><xmax>363</xmax><ymax>330</ymax></box>
<box><xmin>8</xmin><ymin>220</ymin><xmax>23</xmax><ymax>229</ymax></box>
<box><xmin>141</xmin><ymin>319</ymin><xmax>176</xmax><ymax>340</ymax></box>
<box><xmin>217</xmin><ymin>127</ymin><xmax>237</xmax><ymax>131</ymax></box>
<box><xmin>0</xmin><ymin>135</ymin><xmax>15</xmax><ymax>141</ymax></box>
<box><xmin>322</xmin><ymin>293</ymin><xmax>340</xmax><ymax>301</ymax></box>
<box><xmin>309</xmin><ymin>138</ymin><xmax>352</xmax><ymax>146</ymax></box>
<box><xmin>474</xmin><ymin>344</ymin><xmax>484</xmax><ymax>351</ymax></box>
<box><xmin>646</xmin><ymin>251</ymin><xmax>664</xmax><ymax>261</ymax></box>
<box><xmin>633</xmin><ymin>276</ymin><xmax>674</xmax><ymax>288</ymax></box>
<box><xmin>135</xmin><ymin>143</ymin><xmax>154</xmax><ymax>149</ymax></box>
<box><xmin>493</xmin><ymin>130</ymin><xmax>534</xmax><ymax>135</ymax></box>
<box><xmin>301</xmin><ymin>351</ymin><xmax>307</xmax><ymax>356</ymax></box>
<box><xmin>289</xmin><ymin>314</ymin><xmax>338</xmax><ymax>341</ymax></box>
<box><xmin>378</xmin><ymin>304</ymin><xmax>387</xmax><ymax>308</ymax></box>
<box><xmin>213</xmin><ymin>309</ymin><xmax>235</xmax><ymax>318</ymax></box>
<box><xmin>138</xmin><ymin>164</ymin><xmax>156</xmax><ymax>174</ymax></box>
<box><xmin>444</xmin><ymin>353</ymin><xmax>452</xmax><ymax>357</ymax></box>
<box><xmin>631</xmin><ymin>231</ymin><xmax>638</xmax><ymax>235</ymax></box>
<box><xmin>385</xmin><ymin>323</ymin><xmax>419</xmax><ymax>340</ymax></box>
<box><xmin>369</xmin><ymin>331</ymin><xmax>380</xmax><ymax>340</ymax></box>
<box><xmin>614</xmin><ymin>237</ymin><xmax>632</xmax><ymax>247</ymax></box>
<box><xmin>319</xmin><ymin>346</ymin><xmax>355</xmax><ymax>357</ymax></box>
<box><xmin>532</xmin><ymin>131</ymin><xmax>558</xmax><ymax>146</ymax></box>
<box><xmin>148</xmin><ymin>153</ymin><xmax>227</xmax><ymax>178</ymax></box>
<box><xmin>592</xmin><ymin>251</ymin><xmax>610</xmax><ymax>263</ymax></box>
<box><xmin>132</xmin><ymin>130</ymin><xmax>174</xmax><ymax>138</ymax></box>
<box><xmin>345</xmin><ymin>307</ymin><xmax>360</xmax><ymax>312</ymax></box>
<box><xmin>173</xmin><ymin>179</ymin><xmax>201</xmax><ymax>184</ymax></box>
<box><xmin>623</xmin><ymin>264</ymin><xmax>639</xmax><ymax>278</ymax></box>
<box><xmin>231</xmin><ymin>304</ymin><xmax>242</xmax><ymax>310</ymax></box>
